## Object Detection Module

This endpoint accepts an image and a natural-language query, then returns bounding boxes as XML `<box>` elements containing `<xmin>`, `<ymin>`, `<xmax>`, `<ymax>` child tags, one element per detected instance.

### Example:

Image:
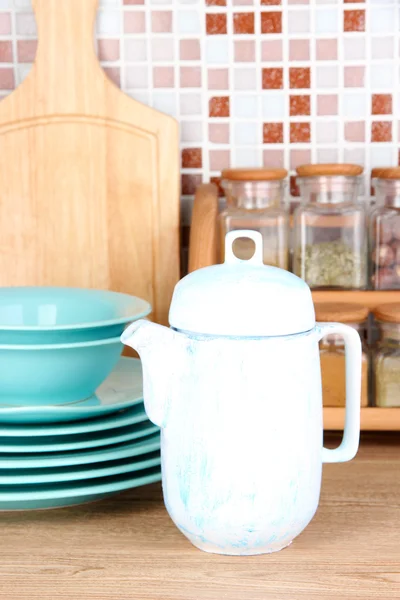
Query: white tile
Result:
<box><xmin>288</xmin><ymin>10</ymin><xmax>310</xmax><ymax>35</ymax></box>
<box><xmin>177</xmin><ymin>10</ymin><xmax>200</xmax><ymax>34</ymax></box>
<box><xmin>151</xmin><ymin>0</ymin><xmax>173</xmax><ymax>4</ymax></box>
<box><xmin>233</xmin><ymin>95</ymin><xmax>258</xmax><ymax>118</ymax></box>
<box><xmin>179</xmin><ymin>0</ymin><xmax>200</xmax><ymax>4</ymax></box>
<box><xmin>180</xmin><ymin>93</ymin><xmax>202</xmax><ymax>115</ymax></box>
<box><xmin>128</xmin><ymin>91</ymin><xmax>150</xmax><ymax>106</ymax></box>
<box><xmin>181</xmin><ymin>121</ymin><xmax>202</xmax><ymax>142</ymax></box>
<box><xmin>233</xmin><ymin>148</ymin><xmax>261</xmax><ymax>168</ymax></box>
<box><xmin>206</xmin><ymin>38</ymin><xmax>229</xmax><ymax>65</ymax></box>
<box><xmin>370</xmin><ymin>64</ymin><xmax>394</xmax><ymax>89</ymax></box>
<box><xmin>125</xmin><ymin>66</ymin><xmax>148</xmax><ymax>89</ymax></box>
<box><xmin>344</xmin><ymin>148</ymin><xmax>365</xmax><ymax>167</ymax></box>
<box><xmin>370</xmin><ymin>146</ymin><xmax>396</xmax><ymax>168</ymax></box>
<box><xmin>233</xmin><ymin>68</ymin><xmax>256</xmax><ymax>91</ymax></box>
<box><xmin>13</xmin><ymin>0</ymin><xmax>31</xmax><ymax>7</ymax></box>
<box><xmin>99</xmin><ymin>0</ymin><xmax>120</xmax><ymax>6</ymax></box>
<box><xmin>370</xmin><ymin>7</ymin><xmax>396</xmax><ymax>34</ymax></box>
<box><xmin>317</xmin><ymin>148</ymin><xmax>338</xmax><ymax>163</ymax></box>
<box><xmin>151</xmin><ymin>39</ymin><xmax>174</xmax><ymax>62</ymax></box>
<box><xmin>316</xmin><ymin>65</ymin><xmax>338</xmax><ymax>88</ymax></box>
<box><xmin>316</xmin><ymin>121</ymin><xmax>338</xmax><ymax>144</ymax></box>
<box><xmin>153</xmin><ymin>92</ymin><xmax>177</xmax><ymax>117</ymax></box>
<box><xmin>16</xmin><ymin>13</ymin><xmax>37</xmax><ymax>36</ymax></box>
<box><xmin>344</xmin><ymin>38</ymin><xmax>366</xmax><ymax>61</ymax></box>
<box><xmin>125</xmin><ymin>39</ymin><xmax>147</xmax><ymax>62</ymax></box>
<box><xmin>0</xmin><ymin>0</ymin><xmax>11</xmax><ymax>8</ymax></box>
<box><xmin>315</xmin><ymin>0</ymin><xmax>338</xmax><ymax>4</ymax></box>
<box><xmin>371</xmin><ymin>36</ymin><xmax>394</xmax><ymax>60</ymax></box>
<box><xmin>234</xmin><ymin>122</ymin><xmax>259</xmax><ymax>146</ymax></box>
<box><xmin>315</xmin><ymin>8</ymin><xmax>339</xmax><ymax>34</ymax></box>
<box><xmin>261</xmin><ymin>93</ymin><xmax>285</xmax><ymax>119</ymax></box>
<box><xmin>96</xmin><ymin>11</ymin><xmax>120</xmax><ymax>35</ymax></box>
<box><xmin>343</xmin><ymin>93</ymin><xmax>367</xmax><ymax>119</ymax></box>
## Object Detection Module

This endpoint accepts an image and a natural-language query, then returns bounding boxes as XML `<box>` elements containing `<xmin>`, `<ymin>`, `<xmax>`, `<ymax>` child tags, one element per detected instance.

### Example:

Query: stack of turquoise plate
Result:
<box><xmin>0</xmin><ymin>287</ymin><xmax>160</xmax><ymax>510</ymax></box>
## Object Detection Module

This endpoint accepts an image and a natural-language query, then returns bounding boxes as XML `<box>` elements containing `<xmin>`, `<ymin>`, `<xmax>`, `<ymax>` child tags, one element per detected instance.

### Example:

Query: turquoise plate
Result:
<box><xmin>0</xmin><ymin>451</ymin><xmax>161</xmax><ymax>484</ymax></box>
<box><xmin>0</xmin><ymin>404</ymin><xmax>148</xmax><ymax>437</ymax></box>
<box><xmin>0</xmin><ymin>420</ymin><xmax>158</xmax><ymax>453</ymax></box>
<box><xmin>0</xmin><ymin>466</ymin><xmax>161</xmax><ymax>511</ymax></box>
<box><xmin>0</xmin><ymin>357</ymin><xmax>143</xmax><ymax>424</ymax></box>
<box><xmin>0</xmin><ymin>431</ymin><xmax>160</xmax><ymax>469</ymax></box>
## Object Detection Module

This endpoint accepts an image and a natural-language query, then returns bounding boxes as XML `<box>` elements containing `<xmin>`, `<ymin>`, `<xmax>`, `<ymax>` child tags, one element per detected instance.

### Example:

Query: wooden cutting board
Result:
<box><xmin>0</xmin><ymin>0</ymin><xmax>180</xmax><ymax>325</ymax></box>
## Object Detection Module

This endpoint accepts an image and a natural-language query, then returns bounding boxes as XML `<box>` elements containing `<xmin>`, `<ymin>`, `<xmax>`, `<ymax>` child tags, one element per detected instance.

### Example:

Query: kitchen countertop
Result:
<box><xmin>1</xmin><ymin>433</ymin><xmax>400</xmax><ymax>600</ymax></box>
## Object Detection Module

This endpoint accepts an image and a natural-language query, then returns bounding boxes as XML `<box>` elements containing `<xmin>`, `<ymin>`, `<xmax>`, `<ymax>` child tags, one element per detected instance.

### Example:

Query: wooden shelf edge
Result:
<box><xmin>324</xmin><ymin>407</ymin><xmax>400</xmax><ymax>431</ymax></box>
<box><xmin>312</xmin><ymin>290</ymin><xmax>400</xmax><ymax>309</ymax></box>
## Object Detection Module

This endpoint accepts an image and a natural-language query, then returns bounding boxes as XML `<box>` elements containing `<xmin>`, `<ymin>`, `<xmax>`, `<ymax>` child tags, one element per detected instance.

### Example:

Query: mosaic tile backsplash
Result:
<box><xmin>0</xmin><ymin>0</ymin><xmax>399</xmax><ymax>228</ymax></box>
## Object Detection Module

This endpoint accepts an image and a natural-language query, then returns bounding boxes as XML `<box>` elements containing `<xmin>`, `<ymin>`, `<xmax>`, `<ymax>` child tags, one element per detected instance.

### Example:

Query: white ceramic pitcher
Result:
<box><xmin>122</xmin><ymin>230</ymin><xmax>361</xmax><ymax>556</ymax></box>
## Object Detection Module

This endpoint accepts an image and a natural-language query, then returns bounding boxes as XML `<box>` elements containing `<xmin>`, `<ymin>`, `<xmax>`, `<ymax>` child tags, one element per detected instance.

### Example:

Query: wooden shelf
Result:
<box><xmin>324</xmin><ymin>407</ymin><xmax>400</xmax><ymax>431</ymax></box>
<box><xmin>312</xmin><ymin>290</ymin><xmax>400</xmax><ymax>309</ymax></box>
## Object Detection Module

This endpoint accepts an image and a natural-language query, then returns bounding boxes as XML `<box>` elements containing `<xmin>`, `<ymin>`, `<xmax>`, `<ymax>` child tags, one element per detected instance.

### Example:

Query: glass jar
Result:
<box><xmin>373</xmin><ymin>303</ymin><xmax>400</xmax><ymax>407</ymax></box>
<box><xmin>293</xmin><ymin>164</ymin><xmax>367</xmax><ymax>289</ymax></box>
<box><xmin>219</xmin><ymin>168</ymin><xmax>289</xmax><ymax>269</ymax></box>
<box><xmin>369</xmin><ymin>169</ymin><xmax>400</xmax><ymax>290</ymax></box>
<box><xmin>315</xmin><ymin>303</ymin><xmax>369</xmax><ymax>407</ymax></box>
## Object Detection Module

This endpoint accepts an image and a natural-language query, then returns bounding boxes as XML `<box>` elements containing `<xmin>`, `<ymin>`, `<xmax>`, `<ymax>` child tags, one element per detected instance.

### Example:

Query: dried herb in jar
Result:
<box><xmin>295</xmin><ymin>240</ymin><xmax>367</xmax><ymax>289</ymax></box>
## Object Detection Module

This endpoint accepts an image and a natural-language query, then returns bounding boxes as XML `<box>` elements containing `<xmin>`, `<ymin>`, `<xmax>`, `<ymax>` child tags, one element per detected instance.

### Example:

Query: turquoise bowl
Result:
<box><xmin>0</xmin><ymin>337</ymin><xmax>123</xmax><ymax>406</ymax></box>
<box><xmin>0</xmin><ymin>287</ymin><xmax>151</xmax><ymax>344</ymax></box>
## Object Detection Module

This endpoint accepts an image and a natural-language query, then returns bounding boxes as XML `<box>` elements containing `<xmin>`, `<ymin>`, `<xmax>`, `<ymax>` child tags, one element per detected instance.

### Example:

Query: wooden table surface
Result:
<box><xmin>2</xmin><ymin>433</ymin><xmax>400</xmax><ymax>600</ymax></box>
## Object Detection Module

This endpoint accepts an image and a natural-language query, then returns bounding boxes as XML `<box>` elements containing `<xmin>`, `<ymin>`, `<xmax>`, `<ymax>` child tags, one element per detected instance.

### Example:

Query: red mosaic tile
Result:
<box><xmin>262</xmin><ymin>68</ymin><xmax>283</xmax><ymax>90</ymax></box>
<box><xmin>261</xmin><ymin>0</ymin><xmax>281</xmax><ymax>4</ymax></box>
<box><xmin>182</xmin><ymin>148</ymin><xmax>202</xmax><ymax>169</ymax></box>
<box><xmin>344</xmin><ymin>10</ymin><xmax>365</xmax><ymax>32</ymax></box>
<box><xmin>290</xmin><ymin>95</ymin><xmax>310</xmax><ymax>116</ymax></box>
<box><xmin>0</xmin><ymin>41</ymin><xmax>12</xmax><ymax>62</ymax></box>
<box><xmin>289</xmin><ymin>67</ymin><xmax>311</xmax><ymax>89</ymax></box>
<box><xmin>206</xmin><ymin>0</ymin><xmax>226</xmax><ymax>5</ymax></box>
<box><xmin>124</xmin><ymin>0</ymin><xmax>144</xmax><ymax>4</ymax></box>
<box><xmin>372</xmin><ymin>94</ymin><xmax>392</xmax><ymax>116</ymax></box>
<box><xmin>261</xmin><ymin>12</ymin><xmax>282</xmax><ymax>34</ymax></box>
<box><xmin>371</xmin><ymin>122</ymin><xmax>392</xmax><ymax>143</ymax></box>
<box><xmin>233</xmin><ymin>13</ymin><xmax>255</xmax><ymax>34</ymax></box>
<box><xmin>290</xmin><ymin>175</ymin><xmax>300</xmax><ymax>197</ymax></box>
<box><xmin>206</xmin><ymin>13</ymin><xmax>227</xmax><ymax>35</ymax></box>
<box><xmin>208</xmin><ymin>68</ymin><xmax>229</xmax><ymax>90</ymax></box>
<box><xmin>263</xmin><ymin>122</ymin><xmax>284</xmax><ymax>144</ymax></box>
<box><xmin>98</xmin><ymin>39</ymin><xmax>120</xmax><ymax>62</ymax></box>
<box><xmin>290</xmin><ymin>123</ymin><xmax>311</xmax><ymax>144</ymax></box>
<box><xmin>344</xmin><ymin>0</ymin><xmax>364</xmax><ymax>3</ymax></box>
<box><xmin>181</xmin><ymin>174</ymin><xmax>202</xmax><ymax>195</ymax></box>
<box><xmin>104</xmin><ymin>67</ymin><xmax>121</xmax><ymax>88</ymax></box>
<box><xmin>0</xmin><ymin>67</ymin><xmax>14</xmax><ymax>89</ymax></box>
<box><xmin>209</xmin><ymin>96</ymin><xmax>230</xmax><ymax>118</ymax></box>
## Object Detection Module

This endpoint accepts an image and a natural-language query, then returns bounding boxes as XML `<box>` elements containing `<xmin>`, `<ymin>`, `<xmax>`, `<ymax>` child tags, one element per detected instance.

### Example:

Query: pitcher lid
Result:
<box><xmin>169</xmin><ymin>230</ymin><xmax>315</xmax><ymax>337</ymax></box>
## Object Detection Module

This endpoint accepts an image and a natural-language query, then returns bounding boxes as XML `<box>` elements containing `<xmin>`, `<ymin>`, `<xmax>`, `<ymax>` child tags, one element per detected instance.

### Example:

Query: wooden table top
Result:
<box><xmin>2</xmin><ymin>433</ymin><xmax>400</xmax><ymax>600</ymax></box>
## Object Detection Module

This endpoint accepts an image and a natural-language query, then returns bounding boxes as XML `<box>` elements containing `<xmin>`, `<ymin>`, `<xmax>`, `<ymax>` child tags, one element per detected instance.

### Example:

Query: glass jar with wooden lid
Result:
<box><xmin>315</xmin><ymin>302</ymin><xmax>369</xmax><ymax>407</ymax></box>
<box><xmin>219</xmin><ymin>168</ymin><xmax>289</xmax><ymax>269</ymax></box>
<box><xmin>369</xmin><ymin>168</ymin><xmax>400</xmax><ymax>290</ymax></box>
<box><xmin>373</xmin><ymin>303</ymin><xmax>400</xmax><ymax>407</ymax></box>
<box><xmin>293</xmin><ymin>164</ymin><xmax>367</xmax><ymax>289</ymax></box>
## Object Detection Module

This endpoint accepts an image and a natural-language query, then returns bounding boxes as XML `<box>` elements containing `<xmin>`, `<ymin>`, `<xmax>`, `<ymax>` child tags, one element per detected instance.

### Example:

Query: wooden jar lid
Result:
<box><xmin>296</xmin><ymin>164</ymin><xmax>364</xmax><ymax>177</ymax></box>
<box><xmin>375</xmin><ymin>167</ymin><xmax>400</xmax><ymax>180</ymax></box>
<box><xmin>221</xmin><ymin>168</ymin><xmax>288</xmax><ymax>181</ymax></box>
<box><xmin>373</xmin><ymin>303</ymin><xmax>400</xmax><ymax>323</ymax></box>
<box><xmin>371</xmin><ymin>167</ymin><xmax>391</xmax><ymax>178</ymax></box>
<box><xmin>315</xmin><ymin>302</ymin><xmax>369</xmax><ymax>323</ymax></box>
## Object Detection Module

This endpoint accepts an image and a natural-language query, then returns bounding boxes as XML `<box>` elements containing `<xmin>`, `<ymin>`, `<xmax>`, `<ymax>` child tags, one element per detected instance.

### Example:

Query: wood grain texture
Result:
<box><xmin>0</xmin><ymin>0</ymin><xmax>180</xmax><ymax>325</ymax></box>
<box><xmin>325</xmin><ymin>408</ymin><xmax>400</xmax><ymax>431</ymax></box>
<box><xmin>188</xmin><ymin>183</ymin><xmax>219</xmax><ymax>273</ymax></box>
<box><xmin>312</xmin><ymin>290</ymin><xmax>400</xmax><ymax>310</ymax></box>
<box><xmin>1</xmin><ymin>433</ymin><xmax>399</xmax><ymax>600</ymax></box>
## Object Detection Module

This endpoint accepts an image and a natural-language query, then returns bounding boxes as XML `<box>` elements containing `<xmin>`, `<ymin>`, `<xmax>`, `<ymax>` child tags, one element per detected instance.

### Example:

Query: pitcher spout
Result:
<box><xmin>121</xmin><ymin>320</ymin><xmax>185</xmax><ymax>428</ymax></box>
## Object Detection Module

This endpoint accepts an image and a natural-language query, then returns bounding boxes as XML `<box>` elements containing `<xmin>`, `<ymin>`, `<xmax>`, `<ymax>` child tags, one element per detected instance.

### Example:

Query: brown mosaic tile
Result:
<box><xmin>290</xmin><ymin>176</ymin><xmax>300</xmax><ymax>197</ymax></box>
<box><xmin>209</xmin><ymin>96</ymin><xmax>230</xmax><ymax>118</ymax></box>
<box><xmin>290</xmin><ymin>123</ymin><xmax>311</xmax><ymax>144</ymax></box>
<box><xmin>233</xmin><ymin>12</ymin><xmax>255</xmax><ymax>34</ymax></box>
<box><xmin>261</xmin><ymin>0</ymin><xmax>281</xmax><ymax>4</ymax></box>
<box><xmin>344</xmin><ymin>10</ymin><xmax>365</xmax><ymax>33</ymax></box>
<box><xmin>181</xmin><ymin>174</ymin><xmax>202</xmax><ymax>195</ymax></box>
<box><xmin>206</xmin><ymin>13</ymin><xmax>227</xmax><ymax>35</ymax></box>
<box><xmin>263</xmin><ymin>122</ymin><xmax>284</xmax><ymax>144</ymax></box>
<box><xmin>262</xmin><ymin>67</ymin><xmax>283</xmax><ymax>90</ymax></box>
<box><xmin>0</xmin><ymin>41</ymin><xmax>12</xmax><ymax>62</ymax></box>
<box><xmin>371</xmin><ymin>122</ymin><xmax>392</xmax><ymax>143</ymax></box>
<box><xmin>290</xmin><ymin>95</ymin><xmax>311</xmax><ymax>117</ymax></box>
<box><xmin>344</xmin><ymin>0</ymin><xmax>364</xmax><ymax>3</ymax></box>
<box><xmin>289</xmin><ymin>67</ymin><xmax>311</xmax><ymax>89</ymax></box>
<box><xmin>206</xmin><ymin>0</ymin><xmax>226</xmax><ymax>5</ymax></box>
<box><xmin>261</xmin><ymin>12</ymin><xmax>282</xmax><ymax>35</ymax></box>
<box><xmin>182</xmin><ymin>148</ymin><xmax>202</xmax><ymax>169</ymax></box>
<box><xmin>372</xmin><ymin>94</ymin><xmax>392</xmax><ymax>116</ymax></box>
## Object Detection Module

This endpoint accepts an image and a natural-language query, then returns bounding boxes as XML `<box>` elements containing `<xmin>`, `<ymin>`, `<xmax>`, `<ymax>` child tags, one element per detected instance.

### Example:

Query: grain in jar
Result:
<box><xmin>369</xmin><ymin>168</ymin><xmax>400</xmax><ymax>290</ymax></box>
<box><xmin>293</xmin><ymin>164</ymin><xmax>367</xmax><ymax>289</ymax></box>
<box><xmin>373</xmin><ymin>303</ymin><xmax>400</xmax><ymax>407</ymax></box>
<box><xmin>219</xmin><ymin>168</ymin><xmax>289</xmax><ymax>269</ymax></box>
<box><xmin>315</xmin><ymin>302</ymin><xmax>369</xmax><ymax>407</ymax></box>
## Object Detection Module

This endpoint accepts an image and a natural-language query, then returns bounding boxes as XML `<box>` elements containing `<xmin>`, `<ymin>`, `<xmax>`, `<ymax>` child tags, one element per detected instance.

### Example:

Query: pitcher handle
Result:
<box><xmin>317</xmin><ymin>323</ymin><xmax>361</xmax><ymax>464</ymax></box>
